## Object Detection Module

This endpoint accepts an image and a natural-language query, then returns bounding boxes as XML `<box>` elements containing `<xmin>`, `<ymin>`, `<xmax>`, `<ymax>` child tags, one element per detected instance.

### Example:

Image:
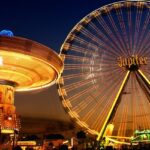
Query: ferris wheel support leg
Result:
<box><xmin>97</xmin><ymin>71</ymin><xmax>130</xmax><ymax>141</ymax></box>
<box><xmin>137</xmin><ymin>69</ymin><xmax>150</xmax><ymax>86</ymax></box>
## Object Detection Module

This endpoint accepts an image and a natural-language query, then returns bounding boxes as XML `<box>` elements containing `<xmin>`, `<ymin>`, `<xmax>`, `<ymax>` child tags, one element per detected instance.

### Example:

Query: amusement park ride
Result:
<box><xmin>57</xmin><ymin>0</ymin><xmax>150</xmax><ymax>147</ymax></box>
<box><xmin>0</xmin><ymin>31</ymin><xmax>63</xmax><ymax>142</ymax></box>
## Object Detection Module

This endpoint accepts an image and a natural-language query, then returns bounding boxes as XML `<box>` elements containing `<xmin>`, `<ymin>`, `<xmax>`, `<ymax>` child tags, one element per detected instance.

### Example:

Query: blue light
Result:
<box><xmin>0</xmin><ymin>30</ymin><xmax>14</xmax><ymax>37</ymax></box>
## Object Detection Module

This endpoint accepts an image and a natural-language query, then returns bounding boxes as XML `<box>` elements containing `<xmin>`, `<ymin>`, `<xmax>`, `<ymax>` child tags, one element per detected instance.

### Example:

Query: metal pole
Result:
<box><xmin>138</xmin><ymin>69</ymin><xmax>150</xmax><ymax>86</ymax></box>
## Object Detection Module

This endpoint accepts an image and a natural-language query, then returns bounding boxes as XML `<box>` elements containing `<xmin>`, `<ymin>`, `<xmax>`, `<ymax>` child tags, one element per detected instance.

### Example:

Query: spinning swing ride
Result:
<box><xmin>0</xmin><ymin>34</ymin><xmax>63</xmax><ymax>134</ymax></box>
<box><xmin>57</xmin><ymin>0</ymin><xmax>150</xmax><ymax>143</ymax></box>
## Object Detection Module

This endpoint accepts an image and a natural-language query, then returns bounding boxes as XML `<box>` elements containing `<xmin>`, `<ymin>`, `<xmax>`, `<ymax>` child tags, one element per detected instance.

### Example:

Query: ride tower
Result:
<box><xmin>0</xmin><ymin>30</ymin><xmax>63</xmax><ymax>141</ymax></box>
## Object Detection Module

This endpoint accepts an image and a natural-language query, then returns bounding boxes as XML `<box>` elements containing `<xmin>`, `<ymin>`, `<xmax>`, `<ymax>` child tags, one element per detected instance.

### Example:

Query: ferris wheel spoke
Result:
<box><xmin>66</xmin><ymin>67</ymin><xmax>125</xmax><ymax>106</ymax></box>
<box><xmin>97</xmin><ymin>14</ymin><xmax>127</xmax><ymax>56</ymax></box>
<box><xmin>106</xmin><ymin>7</ymin><xmax>129</xmax><ymax>55</ymax></box>
<box><xmin>144</xmin><ymin>46</ymin><xmax>150</xmax><ymax>57</ymax></box>
<box><xmin>64</xmin><ymin>54</ymin><xmax>117</xmax><ymax>65</ymax></box>
<box><xmin>97</xmin><ymin>71</ymin><xmax>130</xmax><ymax>141</ymax></box>
<box><xmin>132</xmin><ymin>75</ymin><xmax>138</xmax><ymax>131</ymax></box>
<box><xmin>65</xmin><ymin>68</ymin><xmax>124</xmax><ymax>99</ymax></box>
<box><xmin>88</xmin><ymin>20</ymin><xmax>125</xmax><ymax>56</ymax></box>
<box><xmin>70</xmin><ymin>37</ymin><xmax>120</xmax><ymax>58</ymax></box>
<box><xmin>136</xmin><ymin>7</ymin><xmax>150</xmax><ymax>55</ymax></box>
<box><xmin>137</xmin><ymin>31</ymin><xmax>150</xmax><ymax>56</ymax></box>
<box><xmin>135</xmin><ymin>73</ymin><xmax>150</xmax><ymax>129</ymax></box>
<box><xmin>132</xmin><ymin>4</ymin><xmax>143</xmax><ymax>54</ymax></box>
<box><xmin>139</xmin><ymin>65</ymin><xmax>150</xmax><ymax>77</ymax></box>
<box><xmin>126</xmin><ymin>4</ymin><xmax>132</xmax><ymax>55</ymax></box>
<box><xmin>73</xmin><ymin>71</ymin><xmax>127</xmax><ymax>130</ymax></box>
<box><xmin>138</xmin><ymin>33</ymin><xmax>150</xmax><ymax>56</ymax></box>
<box><xmin>112</xmin><ymin>72</ymin><xmax>150</xmax><ymax>137</ymax></box>
<box><xmin>115</xmin><ymin>7</ymin><xmax>130</xmax><ymax>55</ymax></box>
<box><xmin>91</xmin><ymin>80</ymin><xmax>126</xmax><ymax>130</ymax></box>
<box><xmin>118</xmin><ymin>105</ymin><xmax>128</xmax><ymax>137</ymax></box>
<box><xmin>63</xmin><ymin>66</ymin><xmax>121</xmax><ymax>80</ymax></box>
<box><xmin>75</xmin><ymin>27</ymin><xmax>122</xmax><ymax>57</ymax></box>
<box><xmin>135</xmin><ymin>74</ymin><xmax>150</xmax><ymax>129</ymax></box>
<box><xmin>88</xmin><ymin>22</ymin><xmax>120</xmax><ymax>54</ymax></box>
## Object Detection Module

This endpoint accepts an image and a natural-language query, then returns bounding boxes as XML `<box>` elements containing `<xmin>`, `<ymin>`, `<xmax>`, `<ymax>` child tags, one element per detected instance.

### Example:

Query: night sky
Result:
<box><xmin>0</xmin><ymin>0</ymin><xmax>119</xmax><ymax>121</ymax></box>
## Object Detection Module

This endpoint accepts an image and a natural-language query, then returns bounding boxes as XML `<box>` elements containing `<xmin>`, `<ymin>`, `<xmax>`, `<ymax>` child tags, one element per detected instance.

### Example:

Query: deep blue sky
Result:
<box><xmin>0</xmin><ymin>0</ymin><xmax>119</xmax><ymax>53</ymax></box>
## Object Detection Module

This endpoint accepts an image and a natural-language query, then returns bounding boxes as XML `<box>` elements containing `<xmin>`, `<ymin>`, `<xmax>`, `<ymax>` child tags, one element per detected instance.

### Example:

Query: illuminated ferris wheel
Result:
<box><xmin>57</xmin><ymin>1</ymin><xmax>150</xmax><ymax>142</ymax></box>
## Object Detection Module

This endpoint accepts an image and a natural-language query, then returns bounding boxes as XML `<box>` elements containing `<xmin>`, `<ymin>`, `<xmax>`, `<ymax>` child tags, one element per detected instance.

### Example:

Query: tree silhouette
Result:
<box><xmin>76</xmin><ymin>131</ymin><xmax>86</xmax><ymax>139</ymax></box>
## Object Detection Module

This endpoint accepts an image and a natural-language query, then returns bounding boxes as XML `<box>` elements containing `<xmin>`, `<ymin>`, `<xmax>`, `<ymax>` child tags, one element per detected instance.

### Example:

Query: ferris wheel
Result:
<box><xmin>57</xmin><ymin>1</ymin><xmax>150</xmax><ymax>142</ymax></box>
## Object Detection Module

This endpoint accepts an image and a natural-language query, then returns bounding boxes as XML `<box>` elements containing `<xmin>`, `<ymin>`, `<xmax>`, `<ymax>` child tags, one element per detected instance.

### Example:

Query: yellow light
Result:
<box><xmin>131</xmin><ymin>136</ymin><xmax>134</xmax><ymax>140</ymax></box>
<box><xmin>0</xmin><ymin>56</ymin><xmax>3</xmax><ymax>65</ymax></box>
<box><xmin>1</xmin><ymin>129</ymin><xmax>14</xmax><ymax>134</ymax></box>
<box><xmin>63</xmin><ymin>140</ymin><xmax>69</xmax><ymax>144</ymax></box>
<box><xmin>106</xmin><ymin>137</ymin><xmax>131</xmax><ymax>145</ymax></box>
<box><xmin>107</xmin><ymin>135</ymin><xmax>132</xmax><ymax>139</ymax></box>
<box><xmin>17</xmin><ymin>141</ymin><xmax>36</xmax><ymax>146</ymax></box>
<box><xmin>104</xmin><ymin>123</ymin><xmax>114</xmax><ymax>136</ymax></box>
<box><xmin>138</xmin><ymin>69</ymin><xmax>150</xmax><ymax>85</ymax></box>
<box><xmin>58</xmin><ymin>88</ymin><xmax>67</xmax><ymax>96</ymax></box>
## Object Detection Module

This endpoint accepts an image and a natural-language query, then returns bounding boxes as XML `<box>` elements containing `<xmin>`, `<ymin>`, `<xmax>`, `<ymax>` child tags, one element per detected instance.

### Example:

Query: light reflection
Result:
<box><xmin>0</xmin><ymin>56</ymin><xmax>3</xmax><ymax>66</ymax></box>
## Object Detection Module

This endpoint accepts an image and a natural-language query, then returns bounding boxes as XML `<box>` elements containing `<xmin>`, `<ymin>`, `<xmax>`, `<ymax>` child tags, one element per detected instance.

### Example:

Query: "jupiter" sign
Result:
<box><xmin>117</xmin><ymin>55</ymin><xmax>148</xmax><ymax>68</ymax></box>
